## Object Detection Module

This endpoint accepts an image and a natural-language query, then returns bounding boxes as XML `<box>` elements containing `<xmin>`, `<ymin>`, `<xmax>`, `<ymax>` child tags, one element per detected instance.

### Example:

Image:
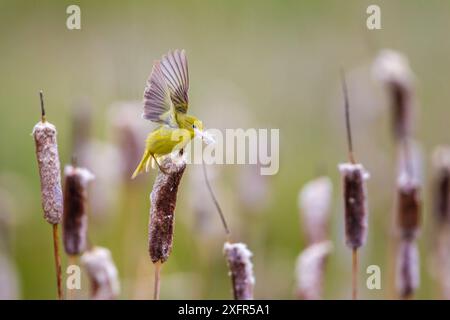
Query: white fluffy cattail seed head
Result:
<box><xmin>396</xmin><ymin>239</ymin><xmax>420</xmax><ymax>299</ymax></box>
<box><xmin>295</xmin><ymin>241</ymin><xmax>333</xmax><ymax>300</ymax></box>
<box><xmin>338</xmin><ymin>163</ymin><xmax>370</xmax><ymax>249</ymax></box>
<box><xmin>373</xmin><ymin>49</ymin><xmax>415</xmax><ymax>141</ymax></box>
<box><xmin>81</xmin><ymin>246</ymin><xmax>120</xmax><ymax>300</ymax></box>
<box><xmin>224</xmin><ymin>242</ymin><xmax>255</xmax><ymax>300</ymax></box>
<box><xmin>299</xmin><ymin>177</ymin><xmax>333</xmax><ymax>244</ymax></box>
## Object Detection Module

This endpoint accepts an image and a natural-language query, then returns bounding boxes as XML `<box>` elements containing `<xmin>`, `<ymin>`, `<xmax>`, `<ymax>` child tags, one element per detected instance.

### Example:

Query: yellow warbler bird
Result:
<box><xmin>132</xmin><ymin>49</ymin><xmax>206</xmax><ymax>178</ymax></box>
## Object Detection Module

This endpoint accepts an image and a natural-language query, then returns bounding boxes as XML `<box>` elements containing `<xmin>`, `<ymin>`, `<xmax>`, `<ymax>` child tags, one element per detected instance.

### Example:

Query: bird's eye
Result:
<box><xmin>192</xmin><ymin>124</ymin><xmax>196</xmax><ymax>129</ymax></box>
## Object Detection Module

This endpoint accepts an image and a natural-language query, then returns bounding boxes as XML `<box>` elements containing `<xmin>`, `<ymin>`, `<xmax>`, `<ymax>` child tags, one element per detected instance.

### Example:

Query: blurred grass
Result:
<box><xmin>0</xmin><ymin>0</ymin><xmax>450</xmax><ymax>299</ymax></box>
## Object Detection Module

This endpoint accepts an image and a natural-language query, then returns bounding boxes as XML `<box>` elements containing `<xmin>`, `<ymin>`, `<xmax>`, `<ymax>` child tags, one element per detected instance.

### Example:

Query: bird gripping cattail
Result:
<box><xmin>137</xmin><ymin>50</ymin><xmax>230</xmax><ymax>300</ymax></box>
<box><xmin>32</xmin><ymin>91</ymin><xmax>64</xmax><ymax>299</ymax></box>
<box><xmin>338</xmin><ymin>72</ymin><xmax>370</xmax><ymax>300</ymax></box>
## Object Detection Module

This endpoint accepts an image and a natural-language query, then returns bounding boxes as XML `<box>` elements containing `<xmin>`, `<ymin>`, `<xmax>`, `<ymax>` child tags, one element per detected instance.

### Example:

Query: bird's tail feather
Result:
<box><xmin>131</xmin><ymin>150</ymin><xmax>152</xmax><ymax>179</ymax></box>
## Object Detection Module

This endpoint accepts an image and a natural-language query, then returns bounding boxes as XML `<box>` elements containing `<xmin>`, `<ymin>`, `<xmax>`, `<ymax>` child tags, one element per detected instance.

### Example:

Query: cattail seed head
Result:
<box><xmin>298</xmin><ymin>177</ymin><xmax>333</xmax><ymax>244</ymax></box>
<box><xmin>63</xmin><ymin>165</ymin><xmax>94</xmax><ymax>255</ymax></box>
<box><xmin>432</xmin><ymin>146</ymin><xmax>450</xmax><ymax>224</ymax></box>
<box><xmin>396</xmin><ymin>173</ymin><xmax>421</xmax><ymax>240</ymax></box>
<box><xmin>108</xmin><ymin>102</ymin><xmax>146</xmax><ymax>182</ymax></box>
<box><xmin>295</xmin><ymin>241</ymin><xmax>333</xmax><ymax>300</ymax></box>
<box><xmin>148</xmin><ymin>157</ymin><xmax>186</xmax><ymax>263</ymax></box>
<box><xmin>32</xmin><ymin>121</ymin><xmax>63</xmax><ymax>225</ymax></box>
<box><xmin>372</xmin><ymin>49</ymin><xmax>415</xmax><ymax>140</ymax></box>
<box><xmin>338</xmin><ymin>163</ymin><xmax>370</xmax><ymax>249</ymax></box>
<box><xmin>396</xmin><ymin>239</ymin><xmax>420</xmax><ymax>299</ymax></box>
<box><xmin>223</xmin><ymin>242</ymin><xmax>255</xmax><ymax>300</ymax></box>
<box><xmin>81</xmin><ymin>246</ymin><xmax>120</xmax><ymax>300</ymax></box>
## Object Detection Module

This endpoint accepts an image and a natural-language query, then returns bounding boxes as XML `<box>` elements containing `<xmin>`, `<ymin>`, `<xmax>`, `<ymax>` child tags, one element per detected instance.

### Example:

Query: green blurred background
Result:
<box><xmin>0</xmin><ymin>0</ymin><xmax>450</xmax><ymax>299</ymax></box>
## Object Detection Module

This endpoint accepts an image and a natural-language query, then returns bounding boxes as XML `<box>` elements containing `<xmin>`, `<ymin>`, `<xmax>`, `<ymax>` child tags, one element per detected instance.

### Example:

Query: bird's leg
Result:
<box><xmin>151</xmin><ymin>154</ymin><xmax>169</xmax><ymax>175</ymax></box>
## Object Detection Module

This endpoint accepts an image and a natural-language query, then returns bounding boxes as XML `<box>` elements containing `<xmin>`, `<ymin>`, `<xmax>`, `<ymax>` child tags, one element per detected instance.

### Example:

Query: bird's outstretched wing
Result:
<box><xmin>143</xmin><ymin>63</ymin><xmax>178</xmax><ymax>127</ymax></box>
<box><xmin>160</xmin><ymin>49</ymin><xmax>189</xmax><ymax>114</ymax></box>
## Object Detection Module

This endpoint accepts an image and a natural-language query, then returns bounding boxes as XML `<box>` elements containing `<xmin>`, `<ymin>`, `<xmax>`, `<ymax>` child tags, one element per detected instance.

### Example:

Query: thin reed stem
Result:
<box><xmin>352</xmin><ymin>248</ymin><xmax>358</xmax><ymax>300</ymax></box>
<box><xmin>341</xmin><ymin>70</ymin><xmax>356</xmax><ymax>164</ymax></box>
<box><xmin>39</xmin><ymin>90</ymin><xmax>46</xmax><ymax>122</ymax></box>
<box><xmin>52</xmin><ymin>224</ymin><xmax>62</xmax><ymax>300</ymax></box>
<box><xmin>201</xmin><ymin>160</ymin><xmax>230</xmax><ymax>236</ymax></box>
<box><xmin>153</xmin><ymin>261</ymin><xmax>161</xmax><ymax>300</ymax></box>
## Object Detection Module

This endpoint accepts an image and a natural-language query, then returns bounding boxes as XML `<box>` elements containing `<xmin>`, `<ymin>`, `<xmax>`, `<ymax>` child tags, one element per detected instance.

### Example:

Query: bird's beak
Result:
<box><xmin>195</xmin><ymin>128</ymin><xmax>216</xmax><ymax>145</ymax></box>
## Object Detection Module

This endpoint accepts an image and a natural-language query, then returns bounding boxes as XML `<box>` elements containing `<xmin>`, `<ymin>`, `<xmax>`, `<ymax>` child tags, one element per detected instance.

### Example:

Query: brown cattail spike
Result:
<box><xmin>62</xmin><ymin>165</ymin><xmax>94</xmax><ymax>256</ymax></box>
<box><xmin>396</xmin><ymin>140</ymin><xmax>422</xmax><ymax>240</ymax></box>
<box><xmin>432</xmin><ymin>146</ymin><xmax>450</xmax><ymax>224</ymax></box>
<box><xmin>339</xmin><ymin>164</ymin><xmax>370</xmax><ymax>249</ymax></box>
<box><xmin>148</xmin><ymin>157</ymin><xmax>186</xmax><ymax>263</ymax></box>
<box><xmin>397</xmin><ymin>175</ymin><xmax>421</xmax><ymax>240</ymax></box>
<box><xmin>224</xmin><ymin>242</ymin><xmax>255</xmax><ymax>300</ymax></box>
<box><xmin>81</xmin><ymin>246</ymin><xmax>120</xmax><ymax>300</ymax></box>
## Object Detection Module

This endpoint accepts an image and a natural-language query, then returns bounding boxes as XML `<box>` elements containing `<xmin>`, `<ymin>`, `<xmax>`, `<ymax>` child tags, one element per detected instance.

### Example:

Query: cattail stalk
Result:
<box><xmin>148</xmin><ymin>156</ymin><xmax>186</xmax><ymax>299</ymax></box>
<box><xmin>81</xmin><ymin>246</ymin><xmax>120</xmax><ymax>300</ymax></box>
<box><xmin>32</xmin><ymin>91</ymin><xmax>64</xmax><ymax>299</ymax></box>
<box><xmin>339</xmin><ymin>72</ymin><xmax>370</xmax><ymax>300</ymax></box>
<box><xmin>224</xmin><ymin>242</ymin><xmax>255</xmax><ymax>300</ymax></box>
<box><xmin>295</xmin><ymin>241</ymin><xmax>333</xmax><ymax>299</ymax></box>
